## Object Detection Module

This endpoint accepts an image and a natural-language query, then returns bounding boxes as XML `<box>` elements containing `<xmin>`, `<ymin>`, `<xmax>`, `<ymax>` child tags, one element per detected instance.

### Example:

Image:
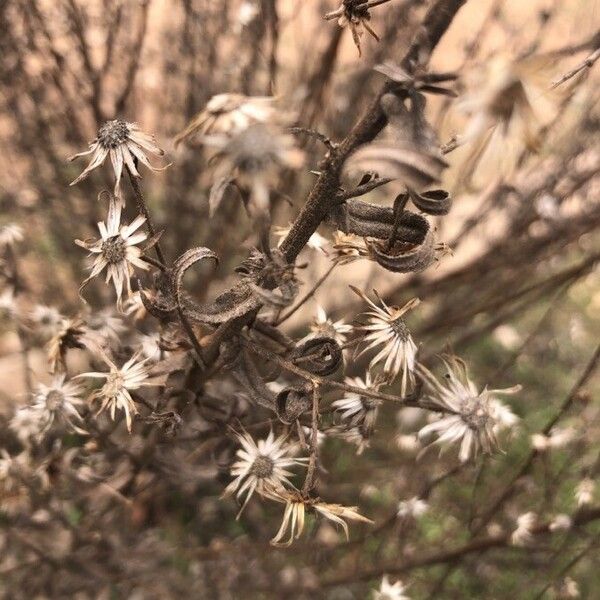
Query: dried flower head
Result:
<box><xmin>206</xmin><ymin>123</ymin><xmax>304</xmax><ymax>218</ymax></box>
<box><xmin>0</xmin><ymin>450</ymin><xmax>49</xmax><ymax>504</ymax></box>
<box><xmin>461</xmin><ymin>56</ymin><xmax>556</xmax><ymax>145</ymax></box>
<box><xmin>417</xmin><ymin>357</ymin><xmax>521</xmax><ymax>462</ymax></box>
<box><xmin>32</xmin><ymin>374</ymin><xmax>87</xmax><ymax>435</ymax></box>
<box><xmin>75</xmin><ymin>202</ymin><xmax>149</xmax><ymax>307</ymax></box>
<box><xmin>86</xmin><ymin>308</ymin><xmax>128</xmax><ymax>347</ymax></box>
<box><xmin>328</xmin><ymin>424</ymin><xmax>371</xmax><ymax>455</ymax></box>
<box><xmin>373</xmin><ymin>575</ymin><xmax>411</xmax><ymax>600</ymax></box>
<box><xmin>332</xmin><ymin>372</ymin><xmax>382</xmax><ymax>432</ymax></box>
<box><xmin>351</xmin><ymin>286</ymin><xmax>419</xmax><ymax>393</ymax></box>
<box><xmin>78</xmin><ymin>351</ymin><xmax>160</xmax><ymax>432</ymax></box>
<box><xmin>0</xmin><ymin>223</ymin><xmax>24</xmax><ymax>249</ymax></box>
<box><xmin>549</xmin><ymin>514</ymin><xmax>572</xmax><ymax>532</ymax></box>
<box><xmin>268</xmin><ymin>489</ymin><xmax>372</xmax><ymax>546</ymax></box>
<box><xmin>531</xmin><ymin>426</ymin><xmax>576</xmax><ymax>451</ymax></box>
<box><xmin>575</xmin><ymin>478</ymin><xmax>595</xmax><ymax>507</ymax></box>
<box><xmin>9</xmin><ymin>406</ymin><xmax>46</xmax><ymax>445</ymax></box>
<box><xmin>69</xmin><ymin>120</ymin><xmax>167</xmax><ymax>196</ymax></box>
<box><xmin>304</xmin><ymin>305</ymin><xmax>353</xmax><ymax>346</ymax></box>
<box><xmin>223</xmin><ymin>431</ymin><xmax>307</xmax><ymax>517</ymax></box>
<box><xmin>397</xmin><ymin>496</ymin><xmax>429</xmax><ymax>520</ymax></box>
<box><xmin>457</xmin><ymin>55</ymin><xmax>558</xmax><ymax>181</ymax></box>
<box><xmin>0</xmin><ymin>288</ymin><xmax>19</xmax><ymax>321</ymax></box>
<box><xmin>325</xmin><ymin>0</ymin><xmax>381</xmax><ymax>56</ymax></box>
<box><xmin>28</xmin><ymin>305</ymin><xmax>64</xmax><ymax>338</ymax></box>
<box><xmin>174</xmin><ymin>94</ymin><xmax>277</xmax><ymax>146</ymax></box>
<box><xmin>47</xmin><ymin>317</ymin><xmax>96</xmax><ymax>374</ymax></box>
<box><xmin>511</xmin><ymin>511</ymin><xmax>537</xmax><ymax>546</ymax></box>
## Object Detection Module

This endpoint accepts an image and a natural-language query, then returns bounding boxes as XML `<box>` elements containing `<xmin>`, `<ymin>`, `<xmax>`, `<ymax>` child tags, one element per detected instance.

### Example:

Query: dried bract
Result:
<box><xmin>325</xmin><ymin>0</ymin><xmax>381</xmax><ymax>56</ymax></box>
<box><xmin>268</xmin><ymin>489</ymin><xmax>372</xmax><ymax>546</ymax></box>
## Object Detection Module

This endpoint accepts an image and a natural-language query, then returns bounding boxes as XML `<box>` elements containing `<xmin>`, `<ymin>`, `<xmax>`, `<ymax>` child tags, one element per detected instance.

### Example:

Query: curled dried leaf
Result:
<box><xmin>276</xmin><ymin>385</ymin><xmax>312</xmax><ymax>424</ymax></box>
<box><xmin>231</xmin><ymin>350</ymin><xmax>277</xmax><ymax>411</ymax></box>
<box><xmin>289</xmin><ymin>336</ymin><xmax>343</xmax><ymax>376</ymax></box>
<box><xmin>171</xmin><ymin>247</ymin><xmax>219</xmax><ymax>310</ymax></box>
<box><xmin>367</xmin><ymin>223</ymin><xmax>435</xmax><ymax>273</ymax></box>
<box><xmin>409</xmin><ymin>188</ymin><xmax>452</xmax><ymax>215</ymax></box>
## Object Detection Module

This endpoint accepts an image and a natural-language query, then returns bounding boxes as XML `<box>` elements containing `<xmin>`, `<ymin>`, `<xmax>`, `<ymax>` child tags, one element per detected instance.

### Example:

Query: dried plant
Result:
<box><xmin>0</xmin><ymin>0</ymin><xmax>599</xmax><ymax>598</ymax></box>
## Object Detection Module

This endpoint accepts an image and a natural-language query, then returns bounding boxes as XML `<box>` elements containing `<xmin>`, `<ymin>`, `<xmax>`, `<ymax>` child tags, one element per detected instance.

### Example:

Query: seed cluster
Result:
<box><xmin>250</xmin><ymin>455</ymin><xmax>275</xmax><ymax>478</ymax></box>
<box><xmin>45</xmin><ymin>390</ymin><xmax>65</xmax><ymax>411</ymax></box>
<box><xmin>97</xmin><ymin>119</ymin><xmax>130</xmax><ymax>149</ymax></box>
<box><xmin>101</xmin><ymin>235</ymin><xmax>127</xmax><ymax>264</ymax></box>
<box><xmin>390</xmin><ymin>318</ymin><xmax>410</xmax><ymax>341</ymax></box>
<box><xmin>460</xmin><ymin>399</ymin><xmax>490</xmax><ymax>431</ymax></box>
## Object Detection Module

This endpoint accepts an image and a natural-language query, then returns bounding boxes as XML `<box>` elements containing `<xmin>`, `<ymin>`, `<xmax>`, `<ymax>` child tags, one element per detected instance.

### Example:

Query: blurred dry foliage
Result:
<box><xmin>0</xmin><ymin>0</ymin><xmax>600</xmax><ymax>598</ymax></box>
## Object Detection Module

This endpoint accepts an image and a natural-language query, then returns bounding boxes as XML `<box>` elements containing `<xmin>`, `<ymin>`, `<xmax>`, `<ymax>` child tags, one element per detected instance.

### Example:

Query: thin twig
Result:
<box><xmin>126</xmin><ymin>167</ymin><xmax>167</xmax><ymax>266</ymax></box>
<box><xmin>275</xmin><ymin>263</ymin><xmax>337</xmax><ymax>325</ymax></box>
<box><xmin>241</xmin><ymin>337</ymin><xmax>439</xmax><ymax>411</ymax></box>
<box><xmin>302</xmin><ymin>384</ymin><xmax>320</xmax><ymax>495</ymax></box>
<box><xmin>336</xmin><ymin>177</ymin><xmax>393</xmax><ymax>201</ymax></box>
<box><xmin>317</xmin><ymin>506</ymin><xmax>600</xmax><ymax>589</ymax></box>
<box><xmin>551</xmin><ymin>47</ymin><xmax>600</xmax><ymax>89</ymax></box>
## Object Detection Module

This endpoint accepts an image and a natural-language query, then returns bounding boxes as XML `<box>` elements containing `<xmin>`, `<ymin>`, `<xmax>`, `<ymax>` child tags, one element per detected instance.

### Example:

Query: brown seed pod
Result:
<box><xmin>276</xmin><ymin>385</ymin><xmax>312</xmax><ymax>424</ymax></box>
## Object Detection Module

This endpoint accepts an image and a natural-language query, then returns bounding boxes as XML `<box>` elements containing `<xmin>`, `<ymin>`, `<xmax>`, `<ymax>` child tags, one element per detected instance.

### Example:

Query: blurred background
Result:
<box><xmin>0</xmin><ymin>0</ymin><xmax>599</xmax><ymax>598</ymax></box>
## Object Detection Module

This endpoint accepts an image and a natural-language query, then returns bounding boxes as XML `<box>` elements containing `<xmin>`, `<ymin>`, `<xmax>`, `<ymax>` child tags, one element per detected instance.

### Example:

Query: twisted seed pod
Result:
<box><xmin>367</xmin><ymin>224</ymin><xmax>436</xmax><ymax>273</ymax></box>
<box><xmin>331</xmin><ymin>199</ymin><xmax>429</xmax><ymax>244</ymax></box>
<box><xmin>276</xmin><ymin>385</ymin><xmax>312</xmax><ymax>424</ymax></box>
<box><xmin>171</xmin><ymin>247</ymin><xmax>219</xmax><ymax>311</ymax></box>
<box><xmin>409</xmin><ymin>188</ymin><xmax>452</xmax><ymax>216</ymax></box>
<box><xmin>183</xmin><ymin>285</ymin><xmax>260</xmax><ymax>325</ymax></box>
<box><xmin>288</xmin><ymin>336</ymin><xmax>343</xmax><ymax>376</ymax></box>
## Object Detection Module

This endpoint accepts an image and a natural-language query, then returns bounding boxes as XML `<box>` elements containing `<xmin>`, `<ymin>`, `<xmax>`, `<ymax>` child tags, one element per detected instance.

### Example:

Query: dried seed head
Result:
<box><xmin>460</xmin><ymin>397</ymin><xmax>492</xmax><ymax>431</ymax></box>
<box><xmin>361</xmin><ymin>396</ymin><xmax>380</xmax><ymax>411</ymax></box>
<box><xmin>250</xmin><ymin>455</ymin><xmax>275</xmax><ymax>478</ymax></box>
<box><xmin>97</xmin><ymin>119</ymin><xmax>131</xmax><ymax>149</ymax></box>
<box><xmin>390</xmin><ymin>317</ymin><xmax>410</xmax><ymax>340</ymax></box>
<box><xmin>103</xmin><ymin>371</ymin><xmax>126</xmax><ymax>399</ymax></box>
<box><xmin>44</xmin><ymin>389</ymin><xmax>65</xmax><ymax>412</ymax></box>
<box><xmin>101</xmin><ymin>235</ymin><xmax>127</xmax><ymax>265</ymax></box>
